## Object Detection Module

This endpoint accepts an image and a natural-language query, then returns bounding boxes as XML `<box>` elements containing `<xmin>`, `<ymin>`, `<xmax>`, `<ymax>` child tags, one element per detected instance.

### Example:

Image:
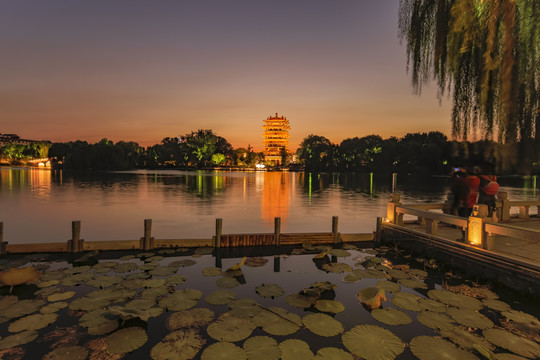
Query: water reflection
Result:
<box><xmin>261</xmin><ymin>172</ymin><xmax>291</xmax><ymax>225</ymax></box>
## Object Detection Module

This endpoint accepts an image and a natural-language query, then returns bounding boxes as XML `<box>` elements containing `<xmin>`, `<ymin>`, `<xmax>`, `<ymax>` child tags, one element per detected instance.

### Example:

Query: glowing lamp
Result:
<box><xmin>467</xmin><ymin>216</ymin><xmax>483</xmax><ymax>246</ymax></box>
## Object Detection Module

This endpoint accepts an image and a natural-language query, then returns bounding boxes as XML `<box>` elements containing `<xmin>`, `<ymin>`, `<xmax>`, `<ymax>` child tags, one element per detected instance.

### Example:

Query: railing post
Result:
<box><xmin>425</xmin><ymin>219</ymin><xmax>439</xmax><ymax>236</ymax></box>
<box><xmin>387</xmin><ymin>193</ymin><xmax>401</xmax><ymax>224</ymax></box>
<box><xmin>215</xmin><ymin>218</ymin><xmax>222</xmax><ymax>248</ymax></box>
<box><xmin>468</xmin><ymin>204</ymin><xmax>488</xmax><ymax>247</ymax></box>
<box><xmin>274</xmin><ymin>217</ymin><xmax>281</xmax><ymax>246</ymax></box>
<box><xmin>0</xmin><ymin>222</ymin><xmax>6</xmax><ymax>255</ymax></box>
<box><xmin>140</xmin><ymin>219</ymin><xmax>154</xmax><ymax>251</ymax></box>
<box><xmin>68</xmin><ymin>220</ymin><xmax>84</xmax><ymax>253</ymax></box>
<box><xmin>497</xmin><ymin>192</ymin><xmax>510</xmax><ymax>222</ymax></box>
<box><xmin>332</xmin><ymin>216</ymin><xmax>339</xmax><ymax>243</ymax></box>
<box><xmin>519</xmin><ymin>206</ymin><xmax>530</xmax><ymax>219</ymax></box>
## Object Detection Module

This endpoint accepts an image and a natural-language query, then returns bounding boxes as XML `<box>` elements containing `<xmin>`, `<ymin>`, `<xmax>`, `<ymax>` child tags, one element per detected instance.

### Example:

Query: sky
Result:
<box><xmin>0</xmin><ymin>0</ymin><xmax>452</xmax><ymax>150</ymax></box>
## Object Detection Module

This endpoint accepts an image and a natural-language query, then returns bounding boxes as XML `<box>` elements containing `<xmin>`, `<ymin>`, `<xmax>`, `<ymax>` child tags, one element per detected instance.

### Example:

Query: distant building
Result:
<box><xmin>0</xmin><ymin>133</ymin><xmax>51</xmax><ymax>146</ymax></box>
<box><xmin>262</xmin><ymin>113</ymin><xmax>290</xmax><ymax>165</ymax></box>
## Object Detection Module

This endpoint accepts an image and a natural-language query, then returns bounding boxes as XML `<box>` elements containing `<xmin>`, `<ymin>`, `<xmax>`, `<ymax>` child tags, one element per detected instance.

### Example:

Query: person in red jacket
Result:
<box><xmin>478</xmin><ymin>168</ymin><xmax>499</xmax><ymax>216</ymax></box>
<box><xmin>465</xmin><ymin>167</ymin><xmax>481</xmax><ymax>217</ymax></box>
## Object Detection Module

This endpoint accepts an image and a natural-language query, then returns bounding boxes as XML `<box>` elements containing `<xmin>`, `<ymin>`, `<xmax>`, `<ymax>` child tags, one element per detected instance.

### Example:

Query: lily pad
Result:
<box><xmin>87</xmin><ymin>319</ymin><xmax>119</xmax><ymax>335</ymax></box>
<box><xmin>0</xmin><ymin>296</ymin><xmax>18</xmax><ymax>311</ymax></box>
<box><xmin>206</xmin><ymin>313</ymin><xmax>256</xmax><ymax>342</ymax></box>
<box><xmin>322</xmin><ymin>263</ymin><xmax>352</xmax><ymax>274</ymax></box>
<box><xmin>279</xmin><ymin>339</ymin><xmax>314</xmax><ymax>360</ymax></box>
<box><xmin>375</xmin><ymin>280</ymin><xmax>401</xmax><ymax>293</ymax></box>
<box><xmin>47</xmin><ymin>291</ymin><xmax>75</xmax><ymax>302</ymax></box>
<box><xmin>87</xmin><ymin>275</ymin><xmax>123</xmax><ymax>288</ymax></box>
<box><xmin>167</xmin><ymin>274</ymin><xmax>187</xmax><ymax>285</ymax></box>
<box><xmin>202</xmin><ymin>267</ymin><xmax>222</xmax><ymax>277</ymax></box>
<box><xmin>121</xmin><ymin>278</ymin><xmax>145</xmax><ymax>290</ymax></box>
<box><xmin>252</xmin><ymin>307</ymin><xmax>301</xmax><ymax>336</ymax></box>
<box><xmin>125</xmin><ymin>299</ymin><xmax>155</xmax><ymax>311</ymax></box>
<box><xmin>303</xmin><ymin>313</ymin><xmax>343</xmax><ymax>337</ymax></box>
<box><xmin>0</xmin><ymin>330</ymin><xmax>38</xmax><ymax>350</ymax></box>
<box><xmin>357</xmin><ymin>287</ymin><xmax>386</xmax><ymax>309</ymax></box>
<box><xmin>418</xmin><ymin>298</ymin><xmax>447</xmax><ymax>313</ymax></box>
<box><xmin>397</xmin><ymin>278</ymin><xmax>427</xmax><ymax>290</ymax></box>
<box><xmin>145</xmin><ymin>256</ymin><xmax>164</xmax><ymax>263</ymax></box>
<box><xmin>255</xmin><ymin>284</ymin><xmax>284</xmax><ymax>299</ymax></box>
<box><xmin>244</xmin><ymin>257</ymin><xmax>269</xmax><ymax>267</ymax></box>
<box><xmin>342</xmin><ymin>273</ymin><xmax>361</xmax><ymax>283</ymax></box>
<box><xmin>40</xmin><ymin>301</ymin><xmax>68</xmax><ymax>314</ymax></box>
<box><xmin>43</xmin><ymin>345</ymin><xmax>88</xmax><ymax>360</ymax></box>
<box><xmin>391</xmin><ymin>292</ymin><xmax>421</xmax><ymax>312</ymax></box>
<box><xmin>482</xmin><ymin>299</ymin><xmax>510</xmax><ymax>312</ymax></box>
<box><xmin>9</xmin><ymin>313</ymin><xmax>57</xmax><ymax>332</ymax></box>
<box><xmin>201</xmin><ymin>342</ymin><xmax>247</xmax><ymax>360</ymax></box>
<box><xmin>0</xmin><ymin>267</ymin><xmax>41</xmax><ymax>290</ymax></box>
<box><xmin>142</xmin><ymin>278</ymin><xmax>166</xmax><ymax>288</ymax></box>
<box><xmin>119</xmin><ymin>255</ymin><xmax>135</xmax><ymax>261</ymax></box>
<box><xmin>141</xmin><ymin>286</ymin><xmax>168</xmax><ymax>299</ymax></box>
<box><xmin>167</xmin><ymin>308</ymin><xmax>215</xmax><ymax>330</ymax></box>
<box><xmin>228</xmin><ymin>299</ymin><xmax>262</xmax><ymax>318</ymax></box>
<box><xmin>483</xmin><ymin>328</ymin><xmax>540</xmax><ymax>358</ymax></box>
<box><xmin>61</xmin><ymin>273</ymin><xmax>94</xmax><ymax>286</ymax></box>
<box><xmin>314</xmin><ymin>300</ymin><xmax>345</xmax><ymax>314</ymax></box>
<box><xmin>150</xmin><ymin>329</ymin><xmax>206</xmax><ymax>360</ymax></box>
<box><xmin>417</xmin><ymin>311</ymin><xmax>455</xmax><ymax>330</ymax></box>
<box><xmin>216</xmin><ymin>277</ymin><xmax>240</xmax><ymax>289</ymax></box>
<box><xmin>352</xmin><ymin>269</ymin><xmax>387</xmax><ymax>279</ymax></box>
<box><xmin>410</xmin><ymin>336</ymin><xmax>479</xmax><ymax>360</ymax></box>
<box><xmin>285</xmin><ymin>294</ymin><xmax>317</xmax><ymax>308</ymax></box>
<box><xmin>243</xmin><ymin>336</ymin><xmax>281</xmax><ymax>360</ymax></box>
<box><xmin>439</xmin><ymin>325</ymin><xmax>495</xmax><ymax>351</ymax></box>
<box><xmin>106</xmin><ymin>327</ymin><xmax>148</xmax><ymax>354</ymax></box>
<box><xmin>330</xmin><ymin>249</ymin><xmax>351</xmax><ymax>257</ymax></box>
<box><xmin>38</xmin><ymin>280</ymin><xmax>60</xmax><ymax>288</ymax></box>
<box><xmin>205</xmin><ymin>290</ymin><xmax>237</xmax><ymax>305</ymax></box>
<box><xmin>342</xmin><ymin>324</ymin><xmax>404</xmax><ymax>360</ymax></box>
<box><xmin>371</xmin><ymin>308</ymin><xmax>412</xmax><ymax>325</ymax></box>
<box><xmin>386</xmin><ymin>269</ymin><xmax>410</xmax><ymax>280</ymax></box>
<box><xmin>159</xmin><ymin>289</ymin><xmax>203</xmax><ymax>311</ymax></box>
<box><xmin>149</xmin><ymin>266</ymin><xmax>178</xmax><ymax>277</ymax></box>
<box><xmin>113</xmin><ymin>262</ymin><xmax>138</xmax><ymax>273</ymax></box>
<box><xmin>195</xmin><ymin>247</ymin><xmax>213</xmax><ymax>255</ymax></box>
<box><xmin>0</xmin><ymin>299</ymin><xmax>45</xmax><ymax>319</ymax></box>
<box><xmin>169</xmin><ymin>259</ymin><xmax>197</xmax><ymax>268</ymax></box>
<box><xmin>427</xmin><ymin>289</ymin><xmax>482</xmax><ymax>311</ymax></box>
<box><xmin>315</xmin><ymin>347</ymin><xmax>353</xmax><ymax>360</ymax></box>
<box><xmin>409</xmin><ymin>269</ymin><xmax>428</xmax><ymax>278</ymax></box>
<box><xmin>446</xmin><ymin>307</ymin><xmax>494</xmax><ymax>329</ymax></box>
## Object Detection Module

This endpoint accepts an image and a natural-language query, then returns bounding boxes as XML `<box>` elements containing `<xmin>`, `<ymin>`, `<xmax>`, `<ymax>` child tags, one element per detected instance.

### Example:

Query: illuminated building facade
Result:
<box><xmin>262</xmin><ymin>113</ymin><xmax>290</xmax><ymax>165</ymax></box>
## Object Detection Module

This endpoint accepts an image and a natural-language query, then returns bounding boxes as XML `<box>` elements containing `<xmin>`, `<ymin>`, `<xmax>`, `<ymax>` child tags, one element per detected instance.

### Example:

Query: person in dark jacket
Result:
<box><xmin>450</xmin><ymin>168</ymin><xmax>469</xmax><ymax>217</ymax></box>
<box><xmin>478</xmin><ymin>168</ymin><xmax>499</xmax><ymax>217</ymax></box>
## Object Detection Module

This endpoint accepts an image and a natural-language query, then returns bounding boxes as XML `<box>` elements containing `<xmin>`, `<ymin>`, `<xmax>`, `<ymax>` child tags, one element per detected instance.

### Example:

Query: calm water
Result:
<box><xmin>0</xmin><ymin>168</ymin><xmax>538</xmax><ymax>244</ymax></box>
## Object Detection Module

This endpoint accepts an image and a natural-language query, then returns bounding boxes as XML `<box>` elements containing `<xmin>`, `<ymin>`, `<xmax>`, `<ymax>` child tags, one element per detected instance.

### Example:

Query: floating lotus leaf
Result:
<box><xmin>409</xmin><ymin>269</ymin><xmax>428</xmax><ymax>278</ymax></box>
<box><xmin>86</xmin><ymin>275</ymin><xmax>123</xmax><ymax>288</ymax></box>
<box><xmin>386</xmin><ymin>269</ymin><xmax>410</xmax><ymax>280</ymax></box>
<box><xmin>303</xmin><ymin>313</ymin><xmax>343</xmax><ymax>337</ymax></box>
<box><xmin>0</xmin><ymin>330</ymin><xmax>38</xmax><ymax>350</ymax></box>
<box><xmin>205</xmin><ymin>290</ymin><xmax>236</xmax><ymax>305</ymax></box>
<box><xmin>285</xmin><ymin>294</ymin><xmax>317</xmax><ymax>308</ymax></box>
<box><xmin>482</xmin><ymin>299</ymin><xmax>510</xmax><ymax>312</ymax></box>
<box><xmin>121</xmin><ymin>278</ymin><xmax>144</xmax><ymax>290</ymax></box>
<box><xmin>252</xmin><ymin>307</ymin><xmax>301</xmax><ymax>336</ymax></box>
<box><xmin>417</xmin><ymin>311</ymin><xmax>455</xmax><ymax>330</ymax></box>
<box><xmin>113</xmin><ymin>262</ymin><xmax>137</xmax><ymax>273</ymax></box>
<box><xmin>0</xmin><ymin>299</ymin><xmax>45</xmax><ymax>319</ymax></box>
<box><xmin>145</xmin><ymin>256</ymin><xmax>164</xmax><ymax>263</ymax></box>
<box><xmin>141</xmin><ymin>286</ymin><xmax>169</xmax><ymax>299</ymax></box>
<box><xmin>439</xmin><ymin>325</ymin><xmax>495</xmax><ymax>351</ymax></box>
<box><xmin>314</xmin><ymin>300</ymin><xmax>345</xmax><ymax>313</ymax></box>
<box><xmin>106</xmin><ymin>327</ymin><xmax>148</xmax><ymax>354</ymax></box>
<box><xmin>70</xmin><ymin>288</ymin><xmax>134</xmax><ymax>311</ymax></box>
<box><xmin>0</xmin><ymin>266</ymin><xmax>41</xmax><ymax>290</ymax></box>
<box><xmin>140</xmin><ymin>263</ymin><xmax>159</xmax><ymax>271</ymax></box>
<box><xmin>427</xmin><ymin>289</ymin><xmax>482</xmax><ymax>311</ymax></box>
<box><xmin>391</xmin><ymin>292</ymin><xmax>421</xmax><ymax>312</ymax></box>
<box><xmin>8</xmin><ymin>313</ymin><xmax>57</xmax><ymax>332</ymax></box>
<box><xmin>167</xmin><ymin>308</ymin><xmax>215</xmax><ymax>330</ymax></box>
<box><xmin>149</xmin><ymin>266</ymin><xmax>177</xmax><ymax>277</ymax></box>
<box><xmin>38</xmin><ymin>279</ymin><xmax>60</xmax><ymax>288</ymax></box>
<box><xmin>159</xmin><ymin>289</ymin><xmax>202</xmax><ymax>311</ymax></box>
<box><xmin>375</xmin><ymin>280</ymin><xmax>401</xmax><ymax>293</ymax></box>
<box><xmin>206</xmin><ymin>313</ymin><xmax>256</xmax><ymax>342</ymax></box>
<box><xmin>244</xmin><ymin>257</ymin><xmax>269</xmax><ymax>267</ymax></box>
<box><xmin>35</xmin><ymin>286</ymin><xmax>59</xmax><ymax>297</ymax></box>
<box><xmin>195</xmin><ymin>247</ymin><xmax>213</xmax><ymax>255</ymax></box>
<box><xmin>502</xmin><ymin>310</ymin><xmax>540</xmax><ymax>325</ymax></box>
<box><xmin>61</xmin><ymin>273</ymin><xmax>94</xmax><ymax>286</ymax></box>
<box><xmin>416</xmin><ymin>298</ymin><xmax>446</xmax><ymax>312</ymax></box>
<box><xmin>315</xmin><ymin>347</ymin><xmax>353</xmax><ymax>360</ymax></box>
<box><xmin>364</xmin><ymin>256</ymin><xmax>384</xmax><ymax>264</ymax></box>
<box><xmin>243</xmin><ymin>336</ymin><xmax>281</xmax><ymax>360</ymax></box>
<box><xmin>201</xmin><ymin>267</ymin><xmax>222</xmax><ymax>277</ymax></box>
<box><xmin>119</xmin><ymin>255</ymin><xmax>135</xmax><ymax>260</ymax></box>
<box><xmin>308</xmin><ymin>281</ymin><xmax>336</xmax><ymax>291</ymax></box>
<box><xmin>142</xmin><ymin>278</ymin><xmax>166</xmax><ymax>288</ymax></box>
<box><xmin>397</xmin><ymin>278</ymin><xmax>427</xmax><ymax>290</ymax></box>
<box><xmin>410</xmin><ymin>336</ymin><xmax>479</xmax><ymax>360</ymax></box>
<box><xmin>255</xmin><ymin>284</ymin><xmax>284</xmax><ymax>299</ymax></box>
<box><xmin>279</xmin><ymin>339</ymin><xmax>314</xmax><ymax>360</ymax></box>
<box><xmin>201</xmin><ymin>342</ymin><xmax>247</xmax><ymax>360</ymax></box>
<box><xmin>79</xmin><ymin>310</ymin><xmax>108</xmax><ymax>327</ymax></box>
<box><xmin>63</xmin><ymin>266</ymin><xmax>92</xmax><ymax>275</ymax></box>
<box><xmin>352</xmin><ymin>269</ymin><xmax>387</xmax><ymax>279</ymax></box>
<box><xmin>357</xmin><ymin>287</ymin><xmax>386</xmax><ymax>309</ymax></box>
<box><xmin>125</xmin><ymin>299</ymin><xmax>155</xmax><ymax>311</ymax></box>
<box><xmin>47</xmin><ymin>291</ymin><xmax>75</xmax><ymax>302</ymax></box>
<box><xmin>94</xmin><ymin>261</ymin><xmax>118</xmax><ymax>269</ymax></box>
<box><xmin>228</xmin><ymin>299</ymin><xmax>262</xmax><ymax>318</ymax></box>
<box><xmin>151</xmin><ymin>329</ymin><xmax>206</xmax><ymax>360</ymax></box>
<box><xmin>87</xmin><ymin>319</ymin><xmax>119</xmax><ymax>335</ymax></box>
<box><xmin>43</xmin><ymin>345</ymin><xmax>88</xmax><ymax>360</ymax></box>
<box><xmin>493</xmin><ymin>353</ymin><xmax>528</xmax><ymax>360</ymax></box>
<box><xmin>330</xmin><ymin>249</ymin><xmax>351</xmax><ymax>257</ymax></box>
<box><xmin>40</xmin><ymin>301</ymin><xmax>68</xmax><ymax>314</ymax></box>
<box><xmin>107</xmin><ymin>305</ymin><xmax>158</xmax><ymax>322</ymax></box>
<box><xmin>125</xmin><ymin>272</ymin><xmax>150</xmax><ymax>280</ymax></box>
<box><xmin>371</xmin><ymin>308</ymin><xmax>412</xmax><ymax>325</ymax></box>
<box><xmin>342</xmin><ymin>273</ymin><xmax>361</xmax><ymax>283</ymax></box>
<box><xmin>483</xmin><ymin>328</ymin><xmax>540</xmax><ymax>358</ymax></box>
<box><xmin>169</xmin><ymin>259</ymin><xmax>197</xmax><ymax>267</ymax></box>
<box><xmin>322</xmin><ymin>263</ymin><xmax>352</xmax><ymax>274</ymax></box>
<box><xmin>137</xmin><ymin>252</ymin><xmax>155</xmax><ymax>258</ymax></box>
<box><xmin>167</xmin><ymin>274</ymin><xmax>187</xmax><ymax>285</ymax></box>
<box><xmin>446</xmin><ymin>307</ymin><xmax>493</xmax><ymax>329</ymax></box>
<box><xmin>216</xmin><ymin>277</ymin><xmax>240</xmax><ymax>289</ymax></box>
<box><xmin>0</xmin><ymin>296</ymin><xmax>18</xmax><ymax>311</ymax></box>
<box><xmin>342</xmin><ymin>324</ymin><xmax>404</xmax><ymax>360</ymax></box>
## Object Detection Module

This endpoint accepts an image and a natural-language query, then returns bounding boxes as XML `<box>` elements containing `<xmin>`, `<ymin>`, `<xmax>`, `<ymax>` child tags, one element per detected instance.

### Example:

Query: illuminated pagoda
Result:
<box><xmin>263</xmin><ymin>113</ymin><xmax>290</xmax><ymax>165</ymax></box>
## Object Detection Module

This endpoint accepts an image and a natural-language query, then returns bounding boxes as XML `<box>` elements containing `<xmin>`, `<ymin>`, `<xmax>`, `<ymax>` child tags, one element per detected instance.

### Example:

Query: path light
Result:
<box><xmin>468</xmin><ymin>205</ymin><xmax>485</xmax><ymax>246</ymax></box>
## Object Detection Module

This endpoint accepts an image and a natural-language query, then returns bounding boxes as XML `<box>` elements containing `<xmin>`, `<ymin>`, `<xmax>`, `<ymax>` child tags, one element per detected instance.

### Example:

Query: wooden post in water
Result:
<box><xmin>274</xmin><ymin>217</ymin><xmax>281</xmax><ymax>246</ymax></box>
<box><xmin>332</xmin><ymin>216</ymin><xmax>339</xmax><ymax>243</ymax></box>
<box><xmin>215</xmin><ymin>218</ymin><xmax>222</xmax><ymax>248</ymax></box>
<box><xmin>0</xmin><ymin>222</ymin><xmax>5</xmax><ymax>255</ymax></box>
<box><xmin>375</xmin><ymin>217</ymin><xmax>382</xmax><ymax>245</ymax></box>
<box><xmin>69</xmin><ymin>220</ymin><xmax>84</xmax><ymax>253</ymax></box>
<box><xmin>140</xmin><ymin>219</ymin><xmax>154</xmax><ymax>251</ymax></box>
<box><xmin>387</xmin><ymin>193</ymin><xmax>401</xmax><ymax>224</ymax></box>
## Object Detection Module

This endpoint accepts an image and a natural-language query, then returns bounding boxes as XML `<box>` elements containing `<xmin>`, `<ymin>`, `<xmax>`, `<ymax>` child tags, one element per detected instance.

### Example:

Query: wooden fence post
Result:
<box><xmin>0</xmin><ymin>222</ymin><xmax>6</xmax><ymax>255</ymax></box>
<box><xmin>375</xmin><ymin>217</ymin><xmax>382</xmax><ymax>245</ymax></box>
<box><xmin>140</xmin><ymin>219</ymin><xmax>154</xmax><ymax>250</ymax></box>
<box><xmin>215</xmin><ymin>218</ymin><xmax>222</xmax><ymax>248</ymax></box>
<box><xmin>274</xmin><ymin>217</ymin><xmax>281</xmax><ymax>246</ymax></box>
<box><xmin>387</xmin><ymin>193</ymin><xmax>401</xmax><ymax>224</ymax></box>
<box><xmin>332</xmin><ymin>216</ymin><xmax>339</xmax><ymax>243</ymax></box>
<box><xmin>68</xmin><ymin>220</ymin><xmax>84</xmax><ymax>253</ymax></box>
<box><xmin>497</xmin><ymin>192</ymin><xmax>510</xmax><ymax>222</ymax></box>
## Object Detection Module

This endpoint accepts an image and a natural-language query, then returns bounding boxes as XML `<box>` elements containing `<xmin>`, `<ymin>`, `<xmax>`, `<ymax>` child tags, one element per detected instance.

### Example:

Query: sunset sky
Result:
<box><xmin>1</xmin><ymin>0</ymin><xmax>452</xmax><ymax>150</ymax></box>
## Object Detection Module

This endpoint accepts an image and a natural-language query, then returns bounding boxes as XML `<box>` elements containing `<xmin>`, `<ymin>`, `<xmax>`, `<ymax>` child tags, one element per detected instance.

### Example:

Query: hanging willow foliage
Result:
<box><xmin>399</xmin><ymin>0</ymin><xmax>539</xmax><ymax>143</ymax></box>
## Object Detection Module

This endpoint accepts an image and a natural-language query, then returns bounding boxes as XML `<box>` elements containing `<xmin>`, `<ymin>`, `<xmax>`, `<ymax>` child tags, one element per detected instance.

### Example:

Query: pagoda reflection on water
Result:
<box><xmin>262</xmin><ymin>113</ymin><xmax>290</xmax><ymax>165</ymax></box>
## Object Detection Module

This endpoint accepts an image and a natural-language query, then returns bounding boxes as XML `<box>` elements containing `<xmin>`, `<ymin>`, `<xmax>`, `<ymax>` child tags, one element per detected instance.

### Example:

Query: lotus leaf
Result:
<box><xmin>8</xmin><ymin>313</ymin><xmax>57</xmax><ymax>332</ymax></box>
<box><xmin>303</xmin><ymin>313</ymin><xmax>343</xmax><ymax>337</ymax></box>
<box><xmin>0</xmin><ymin>266</ymin><xmax>41</xmax><ymax>291</ymax></box>
<box><xmin>125</xmin><ymin>272</ymin><xmax>150</xmax><ymax>280</ymax></box>
<box><xmin>439</xmin><ymin>325</ymin><xmax>495</xmax><ymax>351</ymax></box>
<box><xmin>308</xmin><ymin>281</ymin><xmax>336</xmax><ymax>292</ymax></box>
<box><xmin>375</xmin><ymin>280</ymin><xmax>401</xmax><ymax>293</ymax></box>
<box><xmin>137</xmin><ymin>252</ymin><xmax>155</xmax><ymax>258</ymax></box>
<box><xmin>279</xmin><ymin>339</ymin><xmax>314</xmax><ymax>360</ymax></box>
<box><xmin>494</xmin><ymin>353</ymin><xmax>529</xmax><ymax>360</ymax></box>
<box><xmin>252</xmin><ymin>308</ymin><xmax>301</xmax><ymax>336</ymax></box>
<box><xmin>0</xmin><ymin>296</ymin><xmax>18</xmax><ymax>311</ymax></box>
<box><xmin>391</xmin><ymin>292</ymin><xmax>421</xmax><ymax>312</ymax></box>
<box><xmin>342</xmin><ymin>324</ymin><xmax>403</xmax><ymax>360</ymax></box>
<box><xmin>315</xmin><ymin>347</ymin><xmax>353</xmax><ymax>360</ymax></box>
<box><xmin>106</xmin><ymin>327</ymin><xmax>148</xmax><ymax>354</ymax></box>
<box><xmin>167</xmin><ymin>274</ymin><xmax>186</xmax><ymax>285</ymax></box>
<box><xmin>40</xmin><ymin>301</ymin><xmax>68</xmax><ymax>314</ymax></box>
<box><xmin>0</xmin><ymin>330</ymin><xmax>38</xmax><ymax>350</ymax></box>
<box><xmin>43</xmin><ymin>345</ymin><xmax>88</xmax><ymax>360</ymax></box>
<box><xmin>35</xmin><ymin>286</ymin><xmax>59</xmax><ymax>297</ymax></box>
<box><xmin>142</xmin><ymin>278</ymin><xmax>166</xmax><ymax>288</ymax></box>
<box><xmin>255</xmin><ymin>284</ymin><xmax>284</xmax><ymax>299</ymax></box>
<box><xmin>119</xmin><ymin>255</ymin><xmax>135</xmax><ymax>261</ymax></box>
<box><xmin>47</xmin><ymin>291</ymin><xmax>75</xmax><ymax>302</ymax></box>
<box><xmin>228</xmin><ymin>299</ymin><xmax>262</xmax><ymax>318</ymax></box>
<box><xmin>397</xmin><ymin>278</ymin><xmax>427</xmax><ymax>290</ymax></box>
<box><xmin>501</xmin><ymin>310</ymin><xmax>540</xmax><ymax>325</ymax></box>
<box><xmin>94</xmin><ymin>261</ymin><xmax>118</xmax><ymax>269</ymax></box>
<box><xmin>79</xmin><ymin>310</ymin><xmax>108</xmax><ymax>327</ymax></box>
<box><xmin>158</xmin><ymin>248</ymin><xmax>176</xmax><ymax>254</ymax></box>
<box><xmin>201</xmin><ymin>342</ymin><xmax>247</xmax><ymax>360</ymax></box>
<box><xmin>314</xmin><ymin>300</ymin><xmax>345</xmax><ymax>314</ymax></box>
<box><xmin>167</xmin><ymin>308</ymin><xmax>215</xmax><ymax>330</ymax></box>
<box><xmin>151</xmin><ymin>329</ymin><xmax>206</xmax><ymax>360</ymax></box>
<box><xmin>139</xmin><ymin>263</ymin><xmax>159</xmax><ymax>271</ymax></box>
<box><xmin>70</xmin><ymin>288</ymin><xmax>134</xmax><ymax>311</ymax></box>
<box><xmin>149</xmin><ymin>266</ymin><xmax>177</xmax><ymax>277</ymax></box>
<box><xmin>357</xmin><ymin>287</ymin><xmax>386</xmax><ymax>309</ymax></box>
<box><xmin>87</xmin><ymin>319</ymin><xmax>119</xmax><ymax>335</ymax></box>
<box><xmin>352</xmin><ymin>269</ymin><xmax>387</xmax><ymax>279</ymax></box>
<box><xmin>342</xmin><ymin>273</ymin><xmax>361</xmax><ymax>283</ymax></box>
<box><xmin>121</xmin><ymin>278</ymin><xmax>145</xmax><ymax>290</ymax></box>
<box><xmin>205</xmin><ymin>290</ymin><xmax>237</xmax><ymax>305</ymax></box>
<box><xmin>371</xmin><ymin>308</ymin><xmax>412</xmax><ymax>325</ymax></box>
<box><xmin>113</xmin><ymin>262</ymin><xmax>137</xmax><ymax>273</ymax></box>
<box><xmin>418</xmin><ymin>298</ymin><xmax>447</xmax><ymax>312</ymax></box>
<box><xmin>427</xmin><ymin>289</ymin><xmax>482</xmax><ymax>311</ymax></box>
<box><xmin>408</xmin><ymin>269</ymin><xmax>428</xmax><ymax>278</ymax></box>
<box><xmin>206</xmin><ymin>313</ymin><xmax>256</xmax><ymax>342</ymax></box>
<box><xmin>159</xmin><ymin>289</ymin><xmax>202</xmax><ymax>311</ymax></box>
<box><xmin>483</xmin><ymin>328</ymin><xmax>540</xmax><ymax>358</ymax></box>
<box><xmin>482</xmin><ymin>299</ymin><xmax>510</xmax><ymax>312</ymax></box>
<box><xmin>244</xmin><ymin>257</ymin><xmax>269</xmax><ymax>267</ymax></box>
<box><xmin>63</xmin><ymin>265</ymin><xmax>91</xmax><ymax>275</ymax></box>
<box><xmin>285</xmin><ymin>294</ymin><xmax>317</xmax><ymax>308</ymax></box>
<box><xmin>322</xmin><ymin>263</ymin><xmax>352</xmax><ymax>274</ymax></box>
<box><xmin>194</xmin><ymin>247</ymin><xmax>213</xmax><ymax>255</ymax></box>
<box><xmin>330</xmin><ymin>249</ymin><xmax>351</xmax><ymax>257</ymax></box>
<box><xmin>386</xmin><ymin>269</ymin><xmax>410</xmax><ymax>280</ymax></box>
<box><xmin>125</xmin><ymin>299</ymin><xmax>155</xmax><ymax>311</ymax></box>
<box><xmin>202</xmin><ymin>267</ymin><xmax>222</xmax><ymax>277</ymax></box>
<box><xmin>141</xmin><ymin>286</ymin><xmax>169</xmax><ymax>299</ymax></box>
<box><xmin>243</xmin><ymin>336</ymin><xmax>281</xmax><ymax>360</ymax></box>
<box><xmin>61</xmin><ymin>273</ymin><xmax>94</xmax><ymax>286</ymax></box>
<box><xmin>410</xmin><ymin>336</ymin><xmax>479</xmax><ymax>360</ymax></box>
<box><xmin>417</xmin><ymin>311</ymin><xmax>455</xmax><ymax>330</ymax></box>
<box><xmin>446</xmin><ymin>307</ymin><xmax>493</xmax><ymax>329</ymax></box>
<box><xmin>169</xmin><ymin>259</ymin><xmax>197</xmax><ymax>268</ymax></box>
<box><xmin>0</xmin><ymin>299</ymin><xmax>45</xmax><ymax>319</ymax></box>
<box><xmin>145</xmin><ymin>255</ymin><xmax>164</xmax><ymax>263</ymax></box>
<box><xmin>38</xmin><ymin>280</ymin><xmax>60</xmax><ymax>288</ymax></box>
<box><xmin>216</xmin><ymin>277</ymin><xmax>240</xmax><ymax>289</ymax></box>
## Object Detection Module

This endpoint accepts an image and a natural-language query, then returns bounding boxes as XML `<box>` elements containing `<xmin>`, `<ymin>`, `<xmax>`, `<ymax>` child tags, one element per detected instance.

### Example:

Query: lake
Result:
<box><xmin>0</xmin><ymin>168</ymin><xmax>538</xmax><ymax>244</ymax></box>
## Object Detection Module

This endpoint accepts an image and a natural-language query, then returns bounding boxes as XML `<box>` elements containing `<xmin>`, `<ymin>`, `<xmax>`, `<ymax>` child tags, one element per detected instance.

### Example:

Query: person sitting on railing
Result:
<box><xmin>465</xmin><ymin>167</ymin><xmax>481</xmax><ymax>217</ymax></box>
<box><xmin>478</xmin><ymin>167</ymin><xmax>499</xmax><ymax>217</ymax></box>
<box><xmin>450</xmin><ymin>168</ymin><xmax>469</xmax><ymax>217</ymax></box>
